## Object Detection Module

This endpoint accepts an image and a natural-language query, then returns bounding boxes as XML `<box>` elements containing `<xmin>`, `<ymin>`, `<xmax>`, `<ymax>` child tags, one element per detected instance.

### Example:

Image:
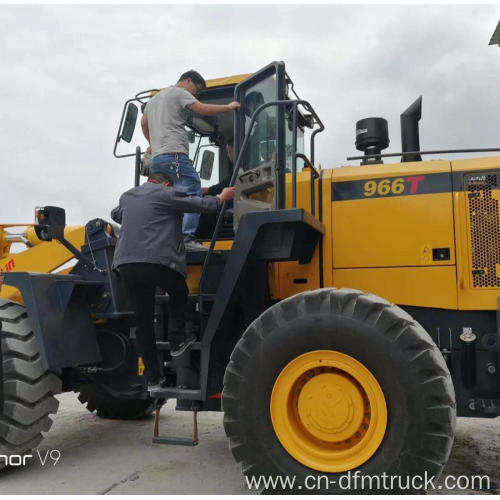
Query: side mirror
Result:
<box><xmin>200</xmin><ymin>150</ymin><xmax>215</xmax><ymax>180</ymax></box>
<box><xmin>121</xmin><ymin>103</ymin><xmax>138</xmax><ymax>143</ymax></box>
<box><xmin>34</xmin><ymin>206</ymin><xmax>66</xmax><ymax>241</ymax></box>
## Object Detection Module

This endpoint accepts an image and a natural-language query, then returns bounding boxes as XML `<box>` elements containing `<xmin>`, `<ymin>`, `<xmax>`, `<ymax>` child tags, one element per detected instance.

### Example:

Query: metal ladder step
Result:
<box><xmin>149</xmin><ymin>387</ymin><xmax>202</xmax><ymax>399</ymax></box>
<box><xmin>156</xmin><ymin>341</ymin><xmax>202</xmax><ymax>351</ymax></box>
<box><xmin>155</xmin><ymin>294</ymin><xmax>216</xmax><ymax>303</ymax></box>
<box><xmin>185</xmin><ymin>248</ymin><xmax>229</xmax><ymax>266</ymax></box>
<box><xmin>152</xmin><ymin>404</ymin><xmax>198</xmax><ymax>447</ymax></box>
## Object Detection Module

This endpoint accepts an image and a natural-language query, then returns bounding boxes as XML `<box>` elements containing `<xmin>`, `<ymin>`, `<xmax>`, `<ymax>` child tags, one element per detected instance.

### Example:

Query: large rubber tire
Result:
<box><xmin>0</xmin><ymin>300</ymin><xmax>61</xmax><ymax>464</ymax></box>
<box><xmin>222</xmin><ymin>289</ymin><xmax>456</xmax><ymax>493</ymax></box>
<box><xmin>77</xmin><ymin>384</ymin><xmax>154</xmax><ymax>419</ymax></box>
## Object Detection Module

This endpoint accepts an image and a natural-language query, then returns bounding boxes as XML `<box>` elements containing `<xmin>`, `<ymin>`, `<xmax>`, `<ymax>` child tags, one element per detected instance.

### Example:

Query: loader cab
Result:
<box><xmin>113</xmin><ymin>62</ymin><xmax>324</xmax><ymax>235</ymax></box>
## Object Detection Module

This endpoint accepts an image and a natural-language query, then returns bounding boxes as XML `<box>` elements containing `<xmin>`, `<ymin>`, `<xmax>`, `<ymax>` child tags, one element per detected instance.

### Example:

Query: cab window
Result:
<box><xmin>189</xmin><ymin>134</ymin><xmax>220</xmax><ymax>188</ymax></box>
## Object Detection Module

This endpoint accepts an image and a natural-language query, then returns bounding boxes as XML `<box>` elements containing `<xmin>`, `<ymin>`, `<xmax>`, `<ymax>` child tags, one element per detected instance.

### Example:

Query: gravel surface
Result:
<box><xmin>0</xmin><ymin>392</ymin><xmax>498</xmax><ymax>494</ymax></box>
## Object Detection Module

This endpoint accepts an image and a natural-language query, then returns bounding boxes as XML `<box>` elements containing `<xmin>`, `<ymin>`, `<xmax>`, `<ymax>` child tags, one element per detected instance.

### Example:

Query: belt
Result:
<box><xmin>158</xmin><ymin>152</ymin><xmax>188</xmax><ymax>156</ymax></box>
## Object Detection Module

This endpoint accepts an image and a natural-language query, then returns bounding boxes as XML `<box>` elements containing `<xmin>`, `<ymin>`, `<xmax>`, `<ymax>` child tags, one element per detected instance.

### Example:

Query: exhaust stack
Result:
<box><xmin>400</xmin><ymin>96</ymin><xmax>422</xmax><ymax>162</ymax></box>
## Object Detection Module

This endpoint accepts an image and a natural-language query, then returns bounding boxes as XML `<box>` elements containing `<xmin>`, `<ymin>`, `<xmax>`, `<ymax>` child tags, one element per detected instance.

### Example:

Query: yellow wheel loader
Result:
<box><xmin>1</xmin><ymin>60</ymin><xmax>498</xmax><ymax>492</ymax></box>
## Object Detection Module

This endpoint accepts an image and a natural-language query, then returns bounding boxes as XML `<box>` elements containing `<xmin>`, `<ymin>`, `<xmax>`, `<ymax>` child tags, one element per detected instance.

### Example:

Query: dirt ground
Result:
<box><xmin>0</xmin><ymin>393</ymin><xmax>498</xmax><ymax>494</ymax></box>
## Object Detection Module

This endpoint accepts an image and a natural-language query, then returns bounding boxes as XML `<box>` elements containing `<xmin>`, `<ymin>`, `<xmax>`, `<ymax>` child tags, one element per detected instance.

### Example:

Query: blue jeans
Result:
<box><xmin>151</xmin><ymin>153</ymin><xmax>202</xmax><ymax>240</ymax></box>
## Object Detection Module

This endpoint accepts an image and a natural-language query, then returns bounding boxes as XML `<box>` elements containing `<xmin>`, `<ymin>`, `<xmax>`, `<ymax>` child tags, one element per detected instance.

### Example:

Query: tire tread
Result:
<box><xmin>222</xmin><ymin>288</ymin><xmax>455</xmax><ymax>492</ymax></box>
<box><xmin>0</xmin><ymin>300</ymin><xmax>61</xmax><ymax>461</ymax></box>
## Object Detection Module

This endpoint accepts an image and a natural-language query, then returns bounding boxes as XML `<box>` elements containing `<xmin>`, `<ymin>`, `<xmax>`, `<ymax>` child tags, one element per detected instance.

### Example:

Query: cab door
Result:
<box><xmin>232</xmin><ymin>62</ymin><xmax>322</xmax><ymax>298</ymax></box>
<box><xmin>232</xmin><ymin>61</ymin><xmax>287</xmax><ymax>230</ymax></box>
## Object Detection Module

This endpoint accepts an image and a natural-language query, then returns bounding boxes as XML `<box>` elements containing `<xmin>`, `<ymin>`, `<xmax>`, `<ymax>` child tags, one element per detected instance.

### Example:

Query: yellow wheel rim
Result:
<box><xmin>270</xmin><ymin>350</ymin><xmax>387</xmax><ymax>473</ymax></box>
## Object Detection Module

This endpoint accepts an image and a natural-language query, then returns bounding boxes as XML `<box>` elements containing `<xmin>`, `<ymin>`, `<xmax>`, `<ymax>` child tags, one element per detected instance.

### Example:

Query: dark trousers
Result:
<box><xmin>119</xmin><ymin>263</ymin><xmax>188</xmax><ymax>382</ymax></box>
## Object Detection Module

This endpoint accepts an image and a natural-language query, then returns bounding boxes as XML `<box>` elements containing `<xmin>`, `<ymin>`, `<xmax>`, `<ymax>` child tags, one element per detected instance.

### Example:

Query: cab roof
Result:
<box><xmin>205</xmin><ymin>73</ymin><xmax>251</xmax><ymax>88</ymax></box>
<box><xmin>152</xmin><ymin>73</ymin><xmax>251</xmax><ymax>96</ymax></box>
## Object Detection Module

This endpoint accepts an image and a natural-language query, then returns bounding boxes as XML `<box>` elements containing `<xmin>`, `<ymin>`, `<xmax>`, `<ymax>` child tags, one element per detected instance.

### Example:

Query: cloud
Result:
<box><xmin>1</xmin><ymin>4</ymin><xmax>499</xmax><ymax>224</ymax></box>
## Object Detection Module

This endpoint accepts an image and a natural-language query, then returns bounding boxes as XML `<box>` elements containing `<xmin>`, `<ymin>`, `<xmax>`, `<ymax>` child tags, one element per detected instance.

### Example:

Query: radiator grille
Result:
<box><xmin>466</xmin><ymin>172</ymin><xmax>500</xmax><ymax>288</ymax></box>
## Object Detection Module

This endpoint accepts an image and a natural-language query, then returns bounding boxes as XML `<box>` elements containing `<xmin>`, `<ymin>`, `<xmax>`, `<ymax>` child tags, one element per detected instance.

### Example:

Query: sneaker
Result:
<box><xmin>170</xmin><ymin>334</ymin><xmax>197</xmax><ymax>357</ymax></box>
<box><xmin>184</xmin><ymin>239</ymin><xmax>208</xmax><ymax>252</ymax></box>
<box><xmin>148</xmin><ymin>377</ymin><xmax>166</xmax><ymax>393</ymax></box>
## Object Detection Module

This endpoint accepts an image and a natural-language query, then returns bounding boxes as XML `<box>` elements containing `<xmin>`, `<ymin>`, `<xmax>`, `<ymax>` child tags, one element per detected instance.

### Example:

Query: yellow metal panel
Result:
<box><xmin>138</xmin><ymin>357</ymin><xmax>145</xmax><ymax>376</ymax></box>
<box><xmin>201</xmin><ymin>240</ymin><xmax>233</xmax><ymax>251</ymax></box>
<box><xmin>271</xmin><ymin>247</ymin><xmax>321</xmax><ymax>299</ymax></box>
<box><xmin>187</xmin><ymin>265</ymin><xmax>202</xmax><ymax>294</ymax></box>
<box><xmin>451</xmin><ymin>155</ymin><xmax>500</xmax><ymax>172</ymax></box>
<box><xmin>458</xmin><ymin>288</ymin><xmax>500</xmax><ymax>310</ymax></box>
<box><xmin>333</xmin><ymin>193</ymin><xmax>455</xmax><ymax>268</ymax></box>
<box><xmin>268</xmin><ymin>262</ymin><xmax>281</xmax><ymax>299</ymax></box>
<box><xmin>321</xmin><ymin>169</ymin><xmax>334</xmax><ymax>288</ymax></box>
<box><xmin>271</xmin><ymin>171</ymin><xmax>321</xmax><ymax>299</ymax></box>
<box><xmin>333</xmin><ymin>266</ymin><xmax>458</xmax><ymax>309</ymax></box>
<box><xmin>331</xmin><ymin>161</ymin><xmax>454</xmax><ymax>268</ymax></box>
<box><xmin>284</xmin><ymin>170</ymin><xmax>313</xmax><ymax>210</ymax></box>
<box><xmin>186</xmin><ymin>240</ymin><xmax>233</xmax><ymax>294</ymax></box>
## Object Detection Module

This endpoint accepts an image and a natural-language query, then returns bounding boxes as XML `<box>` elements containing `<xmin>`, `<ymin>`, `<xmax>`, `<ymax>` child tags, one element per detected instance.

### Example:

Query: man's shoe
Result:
<box><xmin>184</xmin><ymin>239</ymin><xmax>208</xmax><ymax>252</ymax></box>
<box><xmin>148</xmin><ymin>377</ymin><xmax>166</xmax><ymax>393</ymax></box>
<box><xmin>170</xmin><ymin>334</ymin><xmax>197</xmax><ymax>357</ymax></box>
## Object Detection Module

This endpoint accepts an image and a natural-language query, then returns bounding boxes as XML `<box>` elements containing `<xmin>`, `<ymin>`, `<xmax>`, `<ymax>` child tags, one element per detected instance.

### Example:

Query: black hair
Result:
<box><xmin>178</xmin><ymin>70</ymin><xmax>206</xmax><ymax>90</ymax></box>
<box><xmin>149</xmin><ymin>171</ymin><xmax>174</xmax><ymax>184</ymax></box>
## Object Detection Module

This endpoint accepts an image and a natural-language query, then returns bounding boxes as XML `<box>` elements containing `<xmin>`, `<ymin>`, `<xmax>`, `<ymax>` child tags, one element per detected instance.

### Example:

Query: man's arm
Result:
<box><xmin>206</xmin><ymin>176</ymin><xmax>231</xmax><ymax>196</ymax></box>
<box><xmin>169</xmin><ymin>187</ymin><xmax>235</xmax><ymax>214</ymax></box>
<box><xmin>141</xmin><ymin>113</ymin><xmax>150</xmax><ymax>143</ymax></box>
<box><xmin>189</xmin><ymin>101</ymin><xmax>240</xmax><ymax>117</ymax></box>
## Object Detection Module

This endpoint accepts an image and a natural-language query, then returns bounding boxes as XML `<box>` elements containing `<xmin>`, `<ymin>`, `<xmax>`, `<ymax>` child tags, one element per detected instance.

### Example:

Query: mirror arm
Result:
<box><xmin>134</xmin><ymin>146</ymin><xmax>141</xmax><ymax>186</ymax></box>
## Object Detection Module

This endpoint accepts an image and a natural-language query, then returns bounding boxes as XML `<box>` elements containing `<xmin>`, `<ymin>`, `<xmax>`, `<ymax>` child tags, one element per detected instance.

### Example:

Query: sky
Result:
<box><xmin>1</xmin><ymin>4</ymin><xmax>499</xmax><ymax>225</ymax></box>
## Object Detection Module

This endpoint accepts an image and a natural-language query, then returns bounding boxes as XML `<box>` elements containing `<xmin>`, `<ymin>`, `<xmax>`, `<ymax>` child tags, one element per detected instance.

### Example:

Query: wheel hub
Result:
<box><xmin>270</xmin><ymin>350</ymin><xmax>387</xmax><ymax>473</ymax></box>
<box><xmin>297</xmin><ymin>372</ymin><xmax>364</xmax><ymax>442</ymax></box>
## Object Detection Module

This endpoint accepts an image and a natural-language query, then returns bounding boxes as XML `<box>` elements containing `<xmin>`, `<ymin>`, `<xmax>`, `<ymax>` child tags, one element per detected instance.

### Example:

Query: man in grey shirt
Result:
<box><xmin>141</xmin><ymin>70</ymin><xmax>240</xmax><ymax>251</ymax></box>
<box><xmin>111</xmin><ymin>170</ymin><xmax>235</xmax><ymax>391</ymax></box>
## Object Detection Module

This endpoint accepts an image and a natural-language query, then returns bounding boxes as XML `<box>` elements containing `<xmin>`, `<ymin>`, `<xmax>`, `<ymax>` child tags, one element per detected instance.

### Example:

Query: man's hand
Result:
<box><xmin>227</xmin><ymin>101</ymin><xmax>240</xmax><ymax>111</ymax></box>
<box><xmin>217</xmin><ymin>187</ymin><xmax>235</xmax><ymax>203</ymax></box>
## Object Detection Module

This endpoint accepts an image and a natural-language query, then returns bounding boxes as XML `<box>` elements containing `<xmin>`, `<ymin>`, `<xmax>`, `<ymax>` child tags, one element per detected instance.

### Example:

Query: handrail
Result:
<box><xmin>289</xmin><ymin>101</ymin><xmax>324</xmax><ymax>214</ymax></box>
<box><xmin>346</xmin><ymin>147</ymin><xmax>500</xmax><ymax>162</ymax></box>
<box><xmin>295</xmin><ymin>153</ymin><xmax>319</xmax><ymax>216</ymax></box>
<box><xmin>296</xmin><ymin>153</ymin><xmax>319</xmax><ymax>178</ymax></box>
<box><xmin>198</xmin><ymin>98</ymin><xmax>324</xmax><ymax>331</ymax></box>
<box><xmin>135</xmin><ymin>89</ymin><xmax>159</xmax><ymax>104</ymax></box>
